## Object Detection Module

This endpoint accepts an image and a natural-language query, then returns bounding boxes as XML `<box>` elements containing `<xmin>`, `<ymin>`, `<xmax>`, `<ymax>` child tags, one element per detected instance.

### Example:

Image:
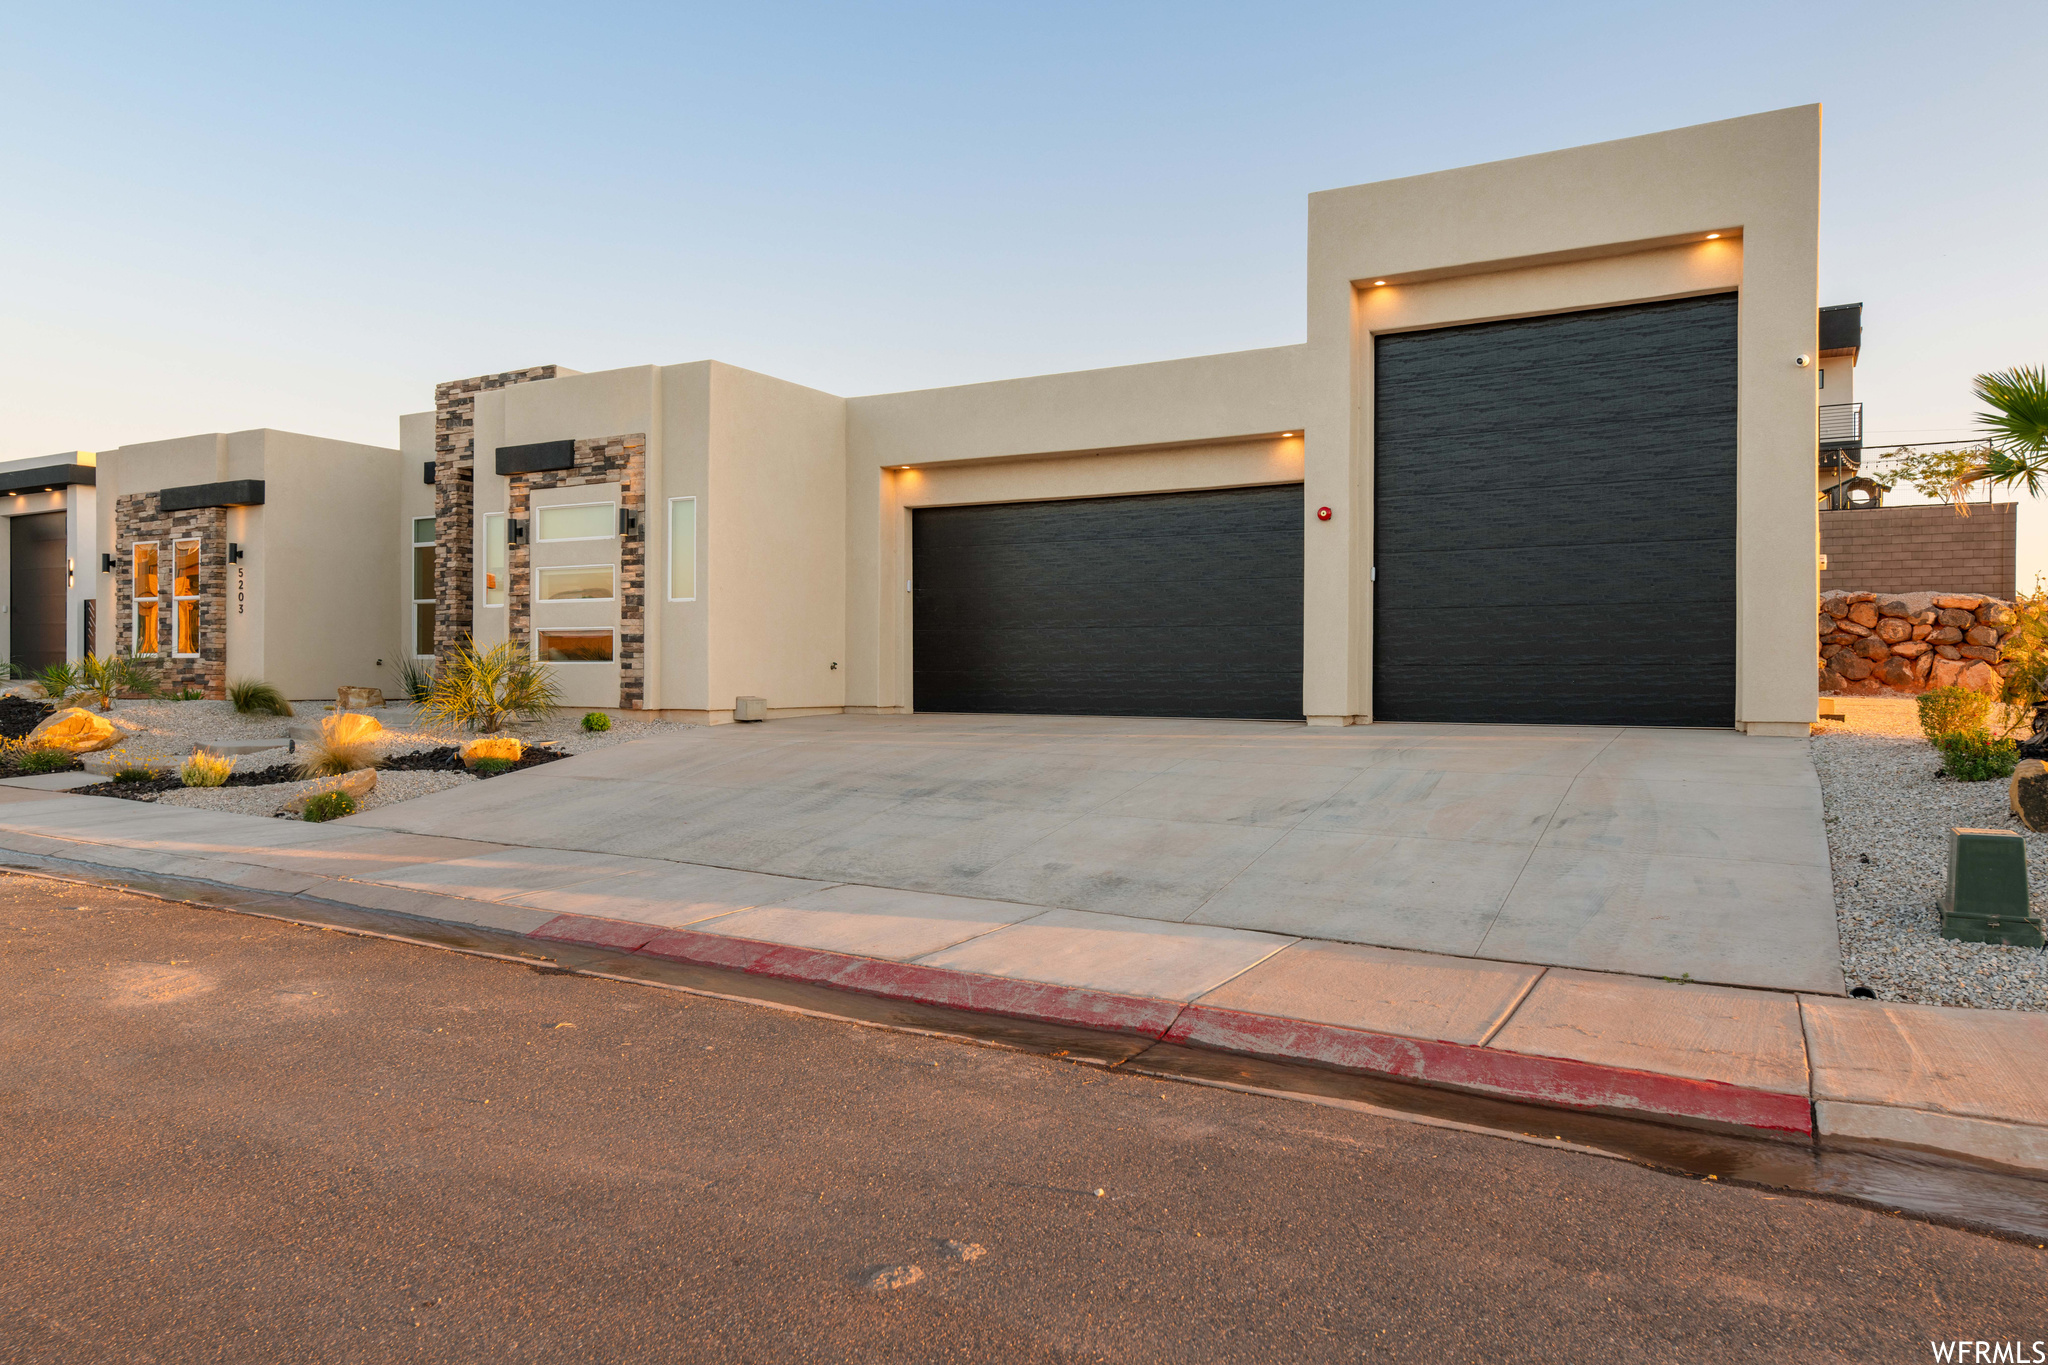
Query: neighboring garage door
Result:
<box><xmin>8</xmin><ymin>511</ymin><xmax>68</xmax><ymax>676</ymax></box>
<box><xmin>912</xmin><ymin>486</ymin><xmax>1304</xmax><ymax>719</ymax></box>
<box><xmin>1373</xmin><ymin>293</ymin><xmax>1738</xmax><ymax>726</ymax></box>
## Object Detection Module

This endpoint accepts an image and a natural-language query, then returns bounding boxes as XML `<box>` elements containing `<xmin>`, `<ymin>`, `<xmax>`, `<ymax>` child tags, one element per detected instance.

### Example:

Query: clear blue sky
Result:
<box><xmin>3</xmin><ymin>3</ymin><xmax>2041</xmax><ymax>565</ymax></box>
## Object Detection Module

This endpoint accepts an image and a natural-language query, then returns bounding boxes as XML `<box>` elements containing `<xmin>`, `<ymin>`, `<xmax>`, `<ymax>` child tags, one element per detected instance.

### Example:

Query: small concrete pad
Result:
<box><xmin>694</xmin><ymin>883</ymin><xmax>1045</xmax><ymax>961</ymax></box>
<box><xmin>916</xmin><ymin>907</ymin><xmax>1296</xmax><ymax>1003</ymax></box>
<box><xmin>1191</xmin><ymin>940</ymin><xmax>1544</xmax><ymax>1045</ymax></box>
<box><xmin>1801</xmin><ymin>996</ymin><xmax>2048</xmax><ymax>1127</ymax></box>
<box><xmin>503</xmin><ymin>861</ymin><xmax>832</xmax><ymax>929</ymax></box>
<box><xmin>1489</xmin><ymin>969</ymin><xmax>1809</xmax><ymax>1096</ymax></box>
<box><xmin>369</xmin><ymin>846</ymin><xmax>654</xmax><ymax>903</ymax></box>
<box><xmin>192</xmin><ymin>740</ymin><xmax>289</xmax><ymax>757</ymax></box>
<box><xmin>0</xmin><ymin>772</ymin><xmax>109</xmax><ymax>791</ymax></box>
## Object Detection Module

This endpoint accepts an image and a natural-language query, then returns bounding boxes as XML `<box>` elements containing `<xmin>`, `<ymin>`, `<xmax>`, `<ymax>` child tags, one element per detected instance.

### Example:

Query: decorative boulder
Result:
<box><xmin>1847</xmin><ymin>602</ymin><xmax>1881</xmax><ymax>628</ymax></box>
<box><xmin>1929</xmin><ymin>656</ymin><xmax>1968</xmax><ymax>690</ymax></box>
<box><xmin>1977</xmin><ymin>603</ymin><xmax>2019</xmax><ymax>629</ymax></box>
<box><xmin>1959</xmin><ymin>661</ymin><xmax>2003</xmax><ymax>696</ymax></box>
<box><xmin>1821</xmin><ymin>597</ymin><xmax>1850</xmax><ymax>619</ymax></box>
<box><xmin>1836</xmin><ymin>655</ymin><xmax>1874</xmax><ymax>681</ymax></box>
<box><xmin>1836</xmin><ymin>617</ymin><xmax>1873</xmax><ymax>637</ymax></box>
<box><xmin>1958</xmin><ymin>645</ymin><xmax>2002</xmax><ymax>663</ymax></box>
<box><xmin>460</xmin><ymin>736</ymin><xmax>524</xmax><ymax>768</ymax></box>
<box><xmin>1937</xmin><ymin>608</ymin><xmax>1978</xmax><ymax>629</ymax></box>
<box><xmin>1965</xmin><ymin>625</ymin><xmax>2002</xmax><ymax>647</ymax></box>
<box><xmin>1935</xmin><ymin>644</ymin><xmax>1963</xmax><ymax>661</ymax></box>
<box><xmin>1874</xmin><ymin>618</ymin><xmax>1913</xmax><ymax>644</ymax></box>
<box><xmin>1854</xmin><ymin>636</ymin><xmax>1891</xmax><ymax>661</ymax></box>
<box><xmin>1927</xmin><ymin>625</ymin><xmax>1964</xmax><ymax>645</ymax></box>
<box><xmin>2012</xmin><ymin>760</ymin><xmax>2048</xmax><ymax>832</ymax></box>
<box><xmin>337</xmin><ymin>685</ymin><xmax>386</xmax><ymax>711</ymax></box>
<box><xmin>1877</xmin><ymin>598</ymin><xmax>1914</xmax><ymax>618</ymax></box>
<box><xmin>1933</xmin><ymin>594</ymin><xmax>1984</xmax><ymax>611</ymax></box>
<box><xmin>323</xmin><ymin>712</ymin><xmax>383</xmax><ymax>745</ymax></box>
<box><xmin>1876</xmin><ymin>656</ymin><xmax>1917</xmax><ymax>689</ymax></box>
<box><xmin>27</xmin><ymin>707</ymin><xmax>123</xmax><ymax>754</ymax></box>
<box><xmin>282</xmin><ymin>767</ymin><xmax>376</xmax><ymax>815</ymax></box>
<box><xmin>1890</xmin><ymin>640</ymin><xmax>1930</xmax><ymax>659</ymax></box>
<box><xmin>1911</xmin><ymin>623</ymin><xmax>1933</xmax><ymax>640</ymax></box>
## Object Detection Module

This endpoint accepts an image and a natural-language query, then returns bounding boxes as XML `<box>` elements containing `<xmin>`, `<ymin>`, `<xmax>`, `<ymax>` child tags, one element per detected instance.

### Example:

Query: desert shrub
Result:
<box><xmin>1918</xmin><ymin>686</ymin><xmax>1993</xmax><ymax>743</ymax></box>
<box><xmin>469</xmin><ymin>757</ymin><xmax>515</xmax><ymax>776</ymax></box>
<box><xmin>389</xmin><ymin>653</ymin><xmax>435</xmax><ymax>706</ymax></box>
<box><xmin>112</xmin><ymin>762</ymin><xmax>164</xmax><ymax>783</ymax></box>
<box><xmin>41</xmin><ymin>655</ymin><xmax>162</xmax><ymax>712</ymax></box>
<box><xmin>582</xmin><ymin>711</ymin><xmax>611</xmax><ymax>732</ymax></box>
<box><xmin>421</xmin><ymin>639</ymin><xmax>559</xmax><ymax>733</ymax></box>
<box><xmin>180</xmin><ymin>751</ymin><xmax>234</xmax><ymax>787</ymax></box>
<box><xmin>228</xmin><ymin>678</ymin><xmax>294</xmax><ymax>717</ymax></box>
<box><xmin>1935</xmin><ymin>730</ymin><xmax>2021</xmax><ymax>782</ymax></box>
<box><xmin>297</xmin><ymin>731</ymin><xmax>383</xmax><ymax>779</ymax></box>
<box><xmin>0</xmin><ymin>738</ymin><xmax>73</xmax><ymax>774</ymax></box>
<box><xmin>301</xmin><ymin>790</ymin><xmax>357</xmax><ymax>822</ymax></box>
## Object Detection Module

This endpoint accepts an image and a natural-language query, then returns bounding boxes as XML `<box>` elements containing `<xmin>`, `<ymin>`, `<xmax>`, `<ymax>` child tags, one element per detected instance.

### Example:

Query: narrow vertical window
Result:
<box><xmin>172</xmin><ymin>539</ymin><xmax>201</xmax><ymax>655</ymax></box>
<box><xmin>133</xmin><ymin>543</ymin><xmax>160</xmax><ymax>653</ymax></box>
<box><xmin>668</xmin><ymin>496</ymin><xmax>696</xmax><ymax>600</ymax></box>
<box><xmin>483</xmin><ymin>513</ymin><xmax>507</xmax><ymax>608</ymax></box>
<box><xmin>413</xmin><ymin>517</ymin><xmax>436</xmax><ymax>656</ymax></box>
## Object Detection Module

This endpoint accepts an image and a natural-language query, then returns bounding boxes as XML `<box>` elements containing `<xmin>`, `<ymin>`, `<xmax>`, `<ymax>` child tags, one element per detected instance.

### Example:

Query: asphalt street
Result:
<box><xmin>1</xmin><ymin>870</ymin><xmax>2042</xmax><ymax>1364</ymax></box>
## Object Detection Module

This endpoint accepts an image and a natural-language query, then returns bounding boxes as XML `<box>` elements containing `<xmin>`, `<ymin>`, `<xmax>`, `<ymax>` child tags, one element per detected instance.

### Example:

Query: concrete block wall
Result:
<box><xmin>1819</xmin><ymin>503</ymin><xmax>2016</xmax><ymax>599</ymax></box>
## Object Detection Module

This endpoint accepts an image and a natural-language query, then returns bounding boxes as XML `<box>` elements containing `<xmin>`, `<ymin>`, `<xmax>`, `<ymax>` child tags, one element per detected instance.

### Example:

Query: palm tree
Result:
<box><xmin>1973</xmin><ymin>365</ymin><xmax>2048</xmax><ymax>494</ymax></box>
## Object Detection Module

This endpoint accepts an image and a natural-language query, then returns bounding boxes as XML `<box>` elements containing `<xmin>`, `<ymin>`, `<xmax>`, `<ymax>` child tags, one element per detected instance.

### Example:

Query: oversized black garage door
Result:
<box><xmin>913</xmin><ymin>486</ymin><xmax>1303</xmax><ymax>719</ymax></box>
<box><xmin>1374</xmin><ymin>294</ymin><xmax>1737</xmax><ymax>726</ymax></box>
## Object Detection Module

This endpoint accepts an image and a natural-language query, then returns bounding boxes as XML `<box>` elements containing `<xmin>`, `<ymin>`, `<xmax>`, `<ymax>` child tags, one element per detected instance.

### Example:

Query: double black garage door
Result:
<box><xmin>910</xmin><ymin>293</ymin><xmax>1736</xmax><ymax>726</ymax></box>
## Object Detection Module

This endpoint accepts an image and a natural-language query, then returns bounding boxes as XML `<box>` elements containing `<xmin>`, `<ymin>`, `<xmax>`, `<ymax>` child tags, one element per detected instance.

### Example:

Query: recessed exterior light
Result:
<box><xmin>1372</xmin><ymin>280</ymin><xmax>1388</xmax><ymax>286</ymax></box>
<box><xmin>1705</xmin><ymin>232</ymin><xmax>1720</xmax><ymax>239</ymax></box>
<box><xmin>1282</xmin><ymin>433</ymin><xmax>1295</xmax><ymax>438</ymax></box>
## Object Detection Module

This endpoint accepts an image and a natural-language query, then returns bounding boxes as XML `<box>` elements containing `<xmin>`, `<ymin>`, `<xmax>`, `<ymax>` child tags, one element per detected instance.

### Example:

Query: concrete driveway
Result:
<box><xmin>354</xmin><ymin>714</ymin><xmax>1842</xmax><ymax>992</ymax></box>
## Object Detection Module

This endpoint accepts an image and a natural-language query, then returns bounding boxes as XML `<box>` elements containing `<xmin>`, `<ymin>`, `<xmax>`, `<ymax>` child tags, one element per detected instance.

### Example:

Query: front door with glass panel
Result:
<box><xmin>528</xmin><ymin>484</ymin><xmax>621</xmax><ymax>709</ymax></box>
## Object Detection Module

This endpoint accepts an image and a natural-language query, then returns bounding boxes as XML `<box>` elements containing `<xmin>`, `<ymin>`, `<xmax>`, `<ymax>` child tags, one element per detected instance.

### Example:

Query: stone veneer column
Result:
<box><xmin>112</xmin><ymin>492</ymin><xmax>228</xmax><ymax>698</ymax></box>
<box><xmin>505</xmin><ymin>435</ymin><xmax>647</xmax><ymax>708</ymax></box>
<box><xmin>433</xmin><ymin>366</ymin><xmax>560</xmax><ymax>659</ymax></box>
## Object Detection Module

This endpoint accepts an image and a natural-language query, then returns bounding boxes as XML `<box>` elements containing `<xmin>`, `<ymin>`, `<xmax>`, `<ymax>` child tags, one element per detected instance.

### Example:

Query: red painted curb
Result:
<box><xmin>531</xmin><ymin>913</ymin><xmax>667</xmax><ymax>954</ymax></box>
<box><xmin>527</xmin><ymin>912</ymin><xmax>1812</xmax><ymax>1138</ymax></box>
<box><xmin>1165</xmin><ymin>1003</ymin><xmax>1814</xmax><ymax>1138</ymax></box>
<box><xmin>632</xmin><ymin>926</ymin><xmax>1186</xmax><ymax>1038</ymax></box>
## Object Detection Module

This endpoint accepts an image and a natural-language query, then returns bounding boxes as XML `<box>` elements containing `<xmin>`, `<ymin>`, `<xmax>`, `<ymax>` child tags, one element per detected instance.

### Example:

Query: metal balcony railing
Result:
<box><xmin>1820</xmin><ymin>402</ymin><xmax>1863</xmax><ymax>448</ymax></box>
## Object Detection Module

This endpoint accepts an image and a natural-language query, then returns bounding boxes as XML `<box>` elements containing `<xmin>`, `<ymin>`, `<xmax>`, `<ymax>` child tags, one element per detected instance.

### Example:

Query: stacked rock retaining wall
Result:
<box><xmin>1819</xmin><ymin>591</ymin><xmax>2016</xmax><ymax>697</ymax></box>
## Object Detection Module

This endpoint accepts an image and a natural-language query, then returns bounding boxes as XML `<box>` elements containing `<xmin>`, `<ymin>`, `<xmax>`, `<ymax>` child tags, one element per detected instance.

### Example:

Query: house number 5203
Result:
<box><xmin>237</xmin><ymin>565</ymin><xmax>245</xmax><ymax>615</ymax></box>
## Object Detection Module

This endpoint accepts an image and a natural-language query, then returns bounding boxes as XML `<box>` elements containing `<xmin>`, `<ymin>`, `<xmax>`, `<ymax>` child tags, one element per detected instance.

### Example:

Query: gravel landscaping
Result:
<box><xmin>17</xmin><ymin>698</ymin><xmax>687</xmax><ymax>820</ymax></box>
<box><xmin>1812</xmin><ymin>698</ymin><xmax>2048</xmax><ymax>1011</ymax></box>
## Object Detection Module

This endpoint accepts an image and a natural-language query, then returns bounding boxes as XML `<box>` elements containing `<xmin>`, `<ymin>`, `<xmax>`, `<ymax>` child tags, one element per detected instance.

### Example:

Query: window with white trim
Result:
<box><xmin>535</xmin><ymin>629</ymin><xmax>615</xmax><ymax>663</ymax></box>
<box><xmin>483</xmin><ymin>513</ymin><xmax>506</xmax><ymax>608</ymax></box>
<box><xmin>412</xmin><ymin>517</ymin><xmax>435</xmax><ymax>655</ymax></box>
<box><xmin>133</xmin><ymin>543</ymin><xmax>160</xmax><ymax>654</ymax></box>
<box><xmin>667</xmin><ymin>496</ymin><xmax>696</xmax><ymax>600</ymax></box>
<box><xmin>172</xmin><ymin>539</ymin><xmax>201</xmax><ymax>656</ymax></box>
<box><xmin>536</xmin><ymin>565</ymin><xmax>615</xmax><ymax>601</ymax></box>
<box><xmin>536</xmin><ymin>501</ymin><xmax>614</xmax><ymax>542</ymax></box>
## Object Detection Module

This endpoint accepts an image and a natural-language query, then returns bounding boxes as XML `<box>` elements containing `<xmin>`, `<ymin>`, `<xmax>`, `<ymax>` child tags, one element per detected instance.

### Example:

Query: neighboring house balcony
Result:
<box><xmin>1819</xmin><ymin>401</ymin><xmax>1863</xmax><ymax>473</ymax></box>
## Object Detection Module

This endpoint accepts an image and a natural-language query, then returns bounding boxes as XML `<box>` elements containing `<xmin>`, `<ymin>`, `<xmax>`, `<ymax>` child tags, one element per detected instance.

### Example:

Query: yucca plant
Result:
<box><xmin>228</xmin><ymin>678</ymin><xmax>294</xmax><ymax>717</ymax></box>
<box><xmin>421</xmin><ymin>639</ymin><xmax>559</xmax><ymax>733</ymax></box>
<box><xmin>389</xmin><ymin>652</ymin><xmax>435</xmax><ymax>706</ymax></box>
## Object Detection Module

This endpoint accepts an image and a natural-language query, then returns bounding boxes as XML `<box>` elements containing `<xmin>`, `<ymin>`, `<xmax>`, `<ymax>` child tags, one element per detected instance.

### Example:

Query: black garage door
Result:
<box><xmin>912</xmin><ymin>486</ymin><xmax>1303</xmax><ymax>719</ymax></box>
<box><xmin>1373</xmin><ymin>293</ymin><xmax>1737</xmax><ymax>726</ymax></box>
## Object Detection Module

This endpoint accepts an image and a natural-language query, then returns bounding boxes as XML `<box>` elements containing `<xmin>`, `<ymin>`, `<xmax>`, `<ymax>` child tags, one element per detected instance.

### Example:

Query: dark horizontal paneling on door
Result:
<box><xmin>913</xmin><ymin>485</ymin><xmax>1304</xmax><ymax>720</ymax></box>
<box><xmin>1373</xmin><ymin>293</ymin><xmax>1737</xmax><ymax>726</ymax></box>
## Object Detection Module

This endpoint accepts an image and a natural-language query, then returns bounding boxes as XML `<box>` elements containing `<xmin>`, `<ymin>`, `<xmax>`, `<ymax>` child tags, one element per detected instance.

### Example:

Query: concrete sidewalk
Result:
<box><xmin>2</xmin><ymin>788</ymin><xmax>2042</xmax><ymax>1174</ymax></box>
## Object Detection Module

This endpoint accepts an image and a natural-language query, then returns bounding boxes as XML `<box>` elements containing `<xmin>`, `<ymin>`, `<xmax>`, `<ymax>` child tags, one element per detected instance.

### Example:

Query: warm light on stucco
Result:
<box><xmin>1705</xmin><ymin>232</ymin><xmax>1721</xmax><ymax>239</ymax></box>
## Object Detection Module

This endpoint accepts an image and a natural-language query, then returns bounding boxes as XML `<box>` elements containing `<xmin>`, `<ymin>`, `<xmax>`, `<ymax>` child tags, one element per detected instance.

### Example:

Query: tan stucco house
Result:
<box><xmin>22</xmin><ymin>105</ymin><xmax>1827</xmax><ymax>735</ymax></box>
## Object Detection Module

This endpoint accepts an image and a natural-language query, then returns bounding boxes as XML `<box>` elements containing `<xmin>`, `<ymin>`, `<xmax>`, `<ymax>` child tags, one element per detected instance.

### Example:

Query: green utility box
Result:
<box><xmin>1938</xmin><ymin>827</ymin><xmax>2047</xmax><ymax>947</ymax></box>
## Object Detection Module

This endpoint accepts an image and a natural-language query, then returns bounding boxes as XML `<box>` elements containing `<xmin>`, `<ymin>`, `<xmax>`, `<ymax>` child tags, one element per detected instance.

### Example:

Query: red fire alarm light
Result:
<box><xmin>1316</xmin><ymin>506</ymin><xmax>1332</xmax><ymax>521</ymax></box>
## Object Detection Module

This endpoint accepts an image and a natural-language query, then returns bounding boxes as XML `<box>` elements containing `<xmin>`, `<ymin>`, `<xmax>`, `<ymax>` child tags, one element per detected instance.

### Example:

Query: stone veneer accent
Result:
<box><xmin>507</xmin><ymin>435</ymin><xmax>647</xmax><ymax>708</ymax></box>
<box><xmin>112</xmin><ymin>492</ymin><xmax>227</xmax><ymax>698</ymax></box>
<box><xmin>433</xmin><ymin>366</ymin><xmax>560</xmax><ymax>658</ymax></box>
